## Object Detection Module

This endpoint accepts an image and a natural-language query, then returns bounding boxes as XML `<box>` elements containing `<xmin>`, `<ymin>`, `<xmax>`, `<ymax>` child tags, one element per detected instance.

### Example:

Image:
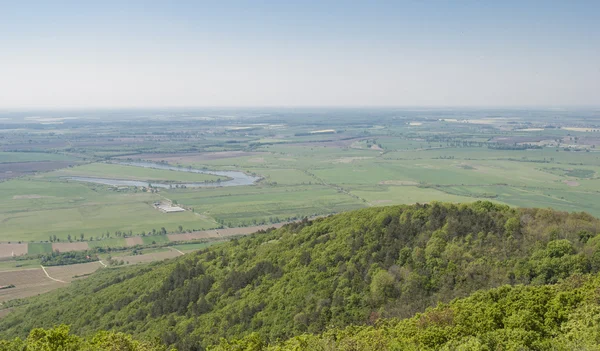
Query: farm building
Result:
<box><xmin>153</xmin><ymin>202</ymin><xmax>185</xmax><ymax>213</ymax></box>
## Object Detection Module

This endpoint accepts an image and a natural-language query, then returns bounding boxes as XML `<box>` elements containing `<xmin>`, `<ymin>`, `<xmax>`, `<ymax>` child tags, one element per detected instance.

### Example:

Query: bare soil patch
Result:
<box><xmin>126</xmin><ymin>237</ymin><xmax>144</xmax><ymax>246</ymax></box>
<box><xmin>168</xmin><ymin>231</ymin><xmax>221</xmax><ymax>242</ymax></box>
<box><xmin>119</xmin><ymin>250</ymin><xmax>181</xmax><ymax>265</ymax></box>
<box><xmin>248</xmin><ymin>157</ymin><xmax>266</xmax><ymax>163</ymax></box>
<box><xmin>0</xmin><ymin>268</ymin><xmax>62</xmax><ymax>302</ymax></box>
<box><xmin>379</xmin><ymin>180</ymin><xmax>419</xmax><ymax>186</ymax></box>
<box><xmin>45</xmin><ymin>262</ymin><xmax>101</xmax><ymax>282</ymax></box>
<box><xmin>52</xmin><ymin>242</ymin><xmax>89</xmax><ymax>253</ymax></box>
<box><xmin>0</xmin><ymin>244</ymin><xmax>28</xmax><ymax>258</ymax></box>
<box><xmin>563</xmin><ymin>180</ymin><xmax>580</xmax><ymax>187</ymax></box>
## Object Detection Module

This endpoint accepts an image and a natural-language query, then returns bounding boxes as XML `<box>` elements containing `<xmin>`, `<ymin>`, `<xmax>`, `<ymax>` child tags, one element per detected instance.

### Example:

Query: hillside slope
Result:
<box><xmin>215</xmin><ymin>273</ymin><xmax>600</xmax><ymax>350</ymax></box>
<box><xmin>1</xmin><ymin>202</ymin><xmax>599</xmax><ymax>350</ymax></box>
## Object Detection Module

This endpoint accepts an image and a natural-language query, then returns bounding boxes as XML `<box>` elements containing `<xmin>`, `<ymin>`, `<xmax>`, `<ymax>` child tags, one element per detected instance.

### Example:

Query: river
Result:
<box><xmin>64</xmin><ymin>161</ymin><xmax>261</xmax><ymax>188</ymax></box>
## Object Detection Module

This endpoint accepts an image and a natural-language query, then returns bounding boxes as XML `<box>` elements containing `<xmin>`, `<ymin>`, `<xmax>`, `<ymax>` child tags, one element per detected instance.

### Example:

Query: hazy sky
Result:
<box><xmin>1</xmin><ymin>1</ymin><xmax>599</xmax><ymax>108</ymax></box>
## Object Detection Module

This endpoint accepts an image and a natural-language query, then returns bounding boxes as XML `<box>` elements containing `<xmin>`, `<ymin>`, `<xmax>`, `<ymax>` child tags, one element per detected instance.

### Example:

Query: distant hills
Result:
<box><xmin>1</xmin><ymin>201</ymin><xmax>600</xmax><ymax>350</ymax></box>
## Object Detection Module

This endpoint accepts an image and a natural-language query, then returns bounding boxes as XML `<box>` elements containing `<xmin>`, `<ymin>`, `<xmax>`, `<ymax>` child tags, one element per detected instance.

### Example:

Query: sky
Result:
<box><xmin>0</xmin><ymin>0</ymin><xmax>599</xmax><ymax>108</ymax></box>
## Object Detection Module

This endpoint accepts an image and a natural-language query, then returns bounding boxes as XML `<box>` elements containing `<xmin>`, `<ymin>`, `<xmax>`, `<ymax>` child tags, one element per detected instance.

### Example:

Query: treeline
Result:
<box><xmin>1</xmin><ymin>202</ymin><xmax>599</xmax><ymax>350</ymax></box>
<box><xmin>39</xmin><ymin>251</ymin><xmax>98</xmax><ymax>266</ymax></box>
<box><xmin>488</xmin><ymin>143</ymin><xmax>543</xmax><ymax>150</ymax></box>
<box><xmin>40</xmin><ymin>224</ymin><xmax>210</xmax><ymax>246</ymax></box>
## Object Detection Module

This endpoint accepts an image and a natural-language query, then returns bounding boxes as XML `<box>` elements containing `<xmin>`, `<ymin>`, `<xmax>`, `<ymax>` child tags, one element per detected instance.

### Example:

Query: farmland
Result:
<box><xmin>0</xmin><ymin>238</ymin><xmax>228</xmax><ymax>304</ymax></box>
<box><xmin>0</xmin><ymin>268</ymin><xmax>63</xmax><ymax>302</ymax></box>
<box><xmin>0</xmin><ymin>108</ymin><xmax>599</xmax><ymax>250</ymax></box>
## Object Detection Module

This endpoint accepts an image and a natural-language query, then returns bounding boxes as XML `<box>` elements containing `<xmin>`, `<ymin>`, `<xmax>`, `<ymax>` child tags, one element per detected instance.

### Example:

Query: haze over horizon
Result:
<box><xmin>1</xmin><ymin>1</ymin><xmax>599</xmax><ymax>109</ymax></box>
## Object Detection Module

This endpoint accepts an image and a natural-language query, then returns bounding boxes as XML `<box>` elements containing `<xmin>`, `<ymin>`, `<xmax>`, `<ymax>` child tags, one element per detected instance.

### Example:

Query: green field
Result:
<box><xmin>87</xmin><ymin>238</ymin><xmax>127</xmax><ymax>249</ymax></box>
<box><xmin>0</xmin><ymin>179</ymin><xmax>219</xmax><ymax>242</ymax></box>
<box><xmin>0</xmin><ymin>152</ymin><xmax>75</xmax><ymax>163</ymax></box>
<box><xmin>141</xmin><ymin>235</ymin><xmax>170</xmax><ymax>245</ymax></box>
<box><xmin>167</xmin><ymin>184</ymin><xmax>365</xmax><ymax>227</ymax></box>
<box><xmin>27</xmin><ymin>243</ymin><xmax>52</xmax><ymax>255</ymax></box>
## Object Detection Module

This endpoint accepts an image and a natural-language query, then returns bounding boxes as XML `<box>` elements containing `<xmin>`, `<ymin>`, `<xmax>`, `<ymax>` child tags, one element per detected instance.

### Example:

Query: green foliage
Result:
<box><xmin>40</xmin><ymin>251</ymin><xmax>99</xmax><ymax>266</ymax></box>
<box><xmin>0</xmin><ymin>325</ymin><xmax>170</xmax><ymax>351</ymax></box>
<box><xmin>1</xmin><ymin>202</ymin><xmax>599</xmax><ymax>351</ymax></box>
<box><xmin>215</xmin><ymin>274</ymin><xmax>600</xmax><ymax>350</ymax></box>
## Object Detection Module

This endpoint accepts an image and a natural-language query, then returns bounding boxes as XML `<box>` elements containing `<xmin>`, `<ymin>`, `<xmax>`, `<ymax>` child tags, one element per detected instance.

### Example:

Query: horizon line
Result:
<box><xmin>1</xmin><ymin>105</ymin><xmax>600</xmax><ymax>112</ymax></box>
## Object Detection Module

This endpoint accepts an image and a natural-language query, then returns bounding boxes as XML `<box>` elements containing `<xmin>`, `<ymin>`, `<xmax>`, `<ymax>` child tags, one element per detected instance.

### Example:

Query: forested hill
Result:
<box><xmin>215</xmin><ymin>273</ymin><xmax>600</xmax><ymax>350</ymax></box>
<box><xmin>1</xmin><ymin>202</ymin><xmax>600</xmax><ymax>350</ymax></box>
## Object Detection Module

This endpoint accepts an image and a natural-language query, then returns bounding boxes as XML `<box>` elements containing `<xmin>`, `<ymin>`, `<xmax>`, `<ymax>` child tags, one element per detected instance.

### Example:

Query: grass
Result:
<box><xmin>0</xmin><ymin>152</ymin><xmax>76</xmax><ymax>163</ymax></box>
<box><xmin>88</xmin><ymin>238</ymin><xmax>127</xmax><ymax>249</ymax></box>
<box><xmin>141</xmin><ymin>235</ymin><xmax>170</xmax><ymax>245</ymax></box>
<box><xmin>28</xmin><ymin>243</ymin><xmax>52</xmax><ymax>255</ymax></box>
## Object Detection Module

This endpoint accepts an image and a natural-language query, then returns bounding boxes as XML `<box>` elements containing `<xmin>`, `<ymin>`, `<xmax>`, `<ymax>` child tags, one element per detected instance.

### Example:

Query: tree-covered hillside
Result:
<box><xmin>215</xmin><ymin>273</ymin><xmax>600</xmax><ymax>350</ymax></box>
<box><xmin>1</xmin><ymin>202</ymin><xmax>599</xmax><ymax>350</ymax></box>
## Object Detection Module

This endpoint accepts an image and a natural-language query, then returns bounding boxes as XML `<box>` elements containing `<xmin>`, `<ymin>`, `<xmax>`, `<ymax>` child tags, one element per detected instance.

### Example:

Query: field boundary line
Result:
<box><xmin>168</xmin><ymin>247</ymin><xmax>185</xmax><ymax>256</ymax></box>
<box><xmin>40</xmin><ymin>265</ymin><xmax>66</xmax><ymax>283</ymax></box>
<box><xmin>98</xmin><ymin>260</ymin><xmax>107</xmax><ymax>267</ymax></box>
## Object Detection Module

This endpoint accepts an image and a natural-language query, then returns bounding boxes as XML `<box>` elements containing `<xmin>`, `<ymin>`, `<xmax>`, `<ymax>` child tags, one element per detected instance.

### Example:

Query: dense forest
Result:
<box><xmin>215</xmin><ymin>273</ymin><xmax>600</xmax><ymax>350</ymax></box>
<box><xmin>1</xmin><ymin>202</ymin><xmax>600</xmax><ymax>350</ymax></box>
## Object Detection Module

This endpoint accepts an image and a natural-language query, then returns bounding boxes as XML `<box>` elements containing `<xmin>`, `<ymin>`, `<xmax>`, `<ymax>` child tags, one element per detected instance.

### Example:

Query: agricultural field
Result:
<box><xmin>0</xmin><ymin>243</ymin><xmax>210</xmax><ymax>304</ymax></box>
<box><xmin>44</xmin><ymin>261</ymin><xmax>103</xmax><ymax>282</ymax></box>
<box><xmin>0</xmin><ymin>268</ymin><xmax>63</xmax><ymax>302</ymax></box>
<box><xmin>0</xmin><ymin>244</ymin><xmax>28</xmax><ymax>258</ymax></box>
<box><xmin>0</xmin><ymin>152</ymin><xmax>75</xmax><ymax>163</ymax></box>
<box><xmin>0</xmin><ymin>108</ymin><xmax>599</xmax><ymax>252</ymax></box>
<box><xmin>28</xmin><ymin>243</ymin><xmax>52</xmax><ymax>255</ymax></box>
<box><xmin>140</xmin><ymin>235</ymin><xmax>170</xmax><ymax>245</ymax></box>
<box><xmin>102</xmin><ymin>249</ymin><xmax>181</xmax><ymax>265</ymax></box>
<box><xmin>0</xmin><ymin>178</ymin><xmax>219</xmax><ymax>242</ymax></box>
<box><xmin>87</xmin><ymin>238</ymin><xmax>127</xmax><ymax>249</ymax></box>
<box><xmin>0</xmin><ymin>152</ymin><xmax>80</xmax><ymax>180</ymax></box>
